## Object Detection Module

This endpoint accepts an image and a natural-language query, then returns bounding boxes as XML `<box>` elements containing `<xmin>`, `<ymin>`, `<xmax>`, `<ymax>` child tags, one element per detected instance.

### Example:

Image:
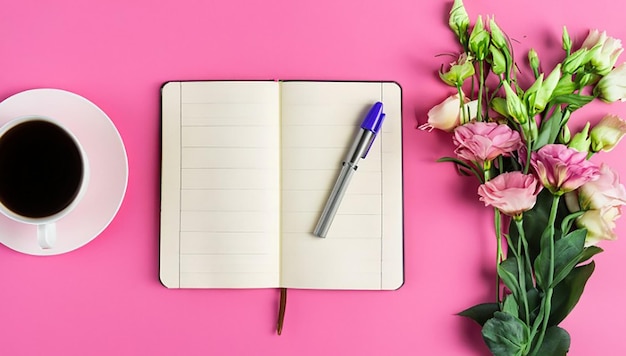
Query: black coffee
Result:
<box><xmin>0</xmin><ymin>120</ymin><xmax>83</xmax><ymax>218</ymax></box>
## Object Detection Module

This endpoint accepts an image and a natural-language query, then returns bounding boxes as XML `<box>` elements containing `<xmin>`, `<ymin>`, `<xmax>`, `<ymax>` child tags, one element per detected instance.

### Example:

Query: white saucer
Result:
<box><xmin>0</xmin><ymin>89</ymin><xmax>128</xmax><ymax>255</ymax></box>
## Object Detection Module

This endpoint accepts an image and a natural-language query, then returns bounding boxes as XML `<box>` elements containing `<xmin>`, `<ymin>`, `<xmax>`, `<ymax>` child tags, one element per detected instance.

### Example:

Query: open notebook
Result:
<box><xmin>160</xmin><ymin>80</ymin><xmax>403</xmax><ymax>290</ymax></box>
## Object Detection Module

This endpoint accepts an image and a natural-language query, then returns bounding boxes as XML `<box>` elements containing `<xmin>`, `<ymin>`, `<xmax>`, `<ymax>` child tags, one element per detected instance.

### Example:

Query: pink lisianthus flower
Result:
<box><xmin>477</xmin><ymin>172</ymin><xmax>543</xmax><ymax>218</ymax></box>
<box><xmin>419</xmin><ymin>93</ymin><xmax>478</xmax><ymax>132</ymax></box>
<box><xmin>530</xmin><ymin>144</ymin><xmax>600</xmax><ymax>195</ymax></box>
<box><xmin>453</xmin><ymin>122</ymin><xmax>522</xmax><ymax>166</ymax></box>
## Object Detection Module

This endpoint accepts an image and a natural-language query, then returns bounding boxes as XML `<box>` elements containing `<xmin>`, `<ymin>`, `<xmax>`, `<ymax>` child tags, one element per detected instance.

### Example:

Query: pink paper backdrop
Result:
<box><xmin>1</xmin><ymin>0</ymin><xmax>625</xmax><ymax>354</ymax></box>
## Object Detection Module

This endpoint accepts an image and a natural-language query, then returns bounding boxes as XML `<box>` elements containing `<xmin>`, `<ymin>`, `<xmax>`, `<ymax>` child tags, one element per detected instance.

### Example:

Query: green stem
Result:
<box><xmin>456</xmin><ymin>85</ymin><xmax>466</xmax><ymax>124</ymax></box>
<box><xmin>514</xmin><ymin>218</ymin><xmax>531</xmax><ymax>324</ymax></box>
<box><xmin>529</xmin><ymin>195</ymin><xmax>561</xmax><ymax>355</ymax></box>
<box><xmin>495</xmin><ymin>208</ymin><xmax>503</xmax><ymax>305</ymax></box>
<box><xmin>477</xmin><ymin>61</ymin><xmax>485</xmax><ymax>121</ymax></box>
<box><xmin>524</xmin><ymin>138</ymin><xmax>532</xmax><ymax>175</ymax></box>
<box><xmin>484</xmin><ymin>163</ymin><xmax>503</xmax><ymax>305</ymax></box>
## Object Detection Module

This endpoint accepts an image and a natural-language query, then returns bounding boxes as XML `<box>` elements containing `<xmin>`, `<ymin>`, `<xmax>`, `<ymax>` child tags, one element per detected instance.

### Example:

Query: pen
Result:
<box><xmin>313</xmin><ymin>101</ymin><xmax>386</xmax><ymax>238</ymax></box>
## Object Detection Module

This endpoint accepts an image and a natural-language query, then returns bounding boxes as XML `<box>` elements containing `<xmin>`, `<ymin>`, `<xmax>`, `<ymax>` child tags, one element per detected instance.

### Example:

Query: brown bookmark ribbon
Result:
<box><xmin>277</xmin><ymin>288</ymin><xmax>287</xmax><ymax>335</ymax></box>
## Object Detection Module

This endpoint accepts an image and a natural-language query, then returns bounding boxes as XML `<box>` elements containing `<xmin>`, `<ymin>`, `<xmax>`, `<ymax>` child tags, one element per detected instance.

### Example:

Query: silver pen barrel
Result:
<box><xmin>313</xmin><ymin>129</ymin><xmax>374</xmax><ymax>238</ymax></box>
<box><xmin>313</xmin><ymin>163</ymin><xmax>356</xmax><ymax>237</ymax></box>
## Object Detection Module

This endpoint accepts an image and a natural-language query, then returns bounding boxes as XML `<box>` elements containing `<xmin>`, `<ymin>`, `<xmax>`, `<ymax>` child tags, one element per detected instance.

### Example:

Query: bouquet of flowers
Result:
<box><xmin>421</xmin><ymin>0</ymin><xmax>626</xmax><ymax>355</ymax></box>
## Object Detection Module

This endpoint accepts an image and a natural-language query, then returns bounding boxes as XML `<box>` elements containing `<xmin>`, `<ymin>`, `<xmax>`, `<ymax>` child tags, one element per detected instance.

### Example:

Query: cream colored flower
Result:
<box><xmin>577</xmin><ymin>207</ymin><xmax>621</xmax><ymax>246</ymax></box>
<box><xmin>581</xmin><ymin>29</ymin><xmax>623</xmax><ymax>75</ymax></box>
<box><xmin>565</xmin><ymin>163</ymin><xmax>626</xmax><ymax>246</ymax></box>
<box><xmin>590</xmin><ymin>114</ymin><xmax>626</xmax><ymax>152</ymax></box>
<box><xmin>419</xmin><ymin>93</ymin><xmax>478</xmax><ymax>132</ymax></box>
<box><xmin>595</xmin><ymin>63</ymin><xmax>626</xmax><ymax>102</ymax></box>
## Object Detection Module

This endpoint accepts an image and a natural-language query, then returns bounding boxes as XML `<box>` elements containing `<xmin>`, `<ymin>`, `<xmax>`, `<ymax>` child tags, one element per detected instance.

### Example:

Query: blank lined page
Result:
<box><xmin>161</xmin><ymin>80</ymin><xmax>403</xmax><ymax>291</ymax></box>
<box><xmin>279</xmin><ymin>81</ymin><xmax>403</xmax><ymax>290</ymax></box>
<box><xmin>160</xmin><ymin>81</ymin><xmax>281</xmax><ymax>288</ymax></box>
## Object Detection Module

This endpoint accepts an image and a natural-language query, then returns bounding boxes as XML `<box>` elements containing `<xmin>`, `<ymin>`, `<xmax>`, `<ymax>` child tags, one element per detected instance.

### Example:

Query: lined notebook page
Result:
<box><xmin>279</xmin><ymin>81</ymin><xmax>403</xmax><ymax>290</ymax></box>
<box><xmin>160</xmin><ymin>81</ymin><xmax>282</xmax><ymax>288</ymax></box>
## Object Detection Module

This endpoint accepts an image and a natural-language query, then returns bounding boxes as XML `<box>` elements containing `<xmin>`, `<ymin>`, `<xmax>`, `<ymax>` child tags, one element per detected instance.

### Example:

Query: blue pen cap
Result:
<box><xmin>360</xmin><ymin>102</ymin><xmax>386</xmax><ymax>158</ymax></box>
<box><xmin>360</xmin><ymin>101</ymin><xmax>385</xmax><ymax>133</ymax></box>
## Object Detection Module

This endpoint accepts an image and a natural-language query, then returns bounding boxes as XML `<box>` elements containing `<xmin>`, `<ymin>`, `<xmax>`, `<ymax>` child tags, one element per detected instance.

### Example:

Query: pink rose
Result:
<box><xmin>477</xmin><ymin>172</ymin><xmax>542</xmax><ymax>217</ymax></box>
<box><xmin>530</xmin><ymin>144</ymin><xmax>600</xmax><ymax>195</ymax></box>
<box><xmin>453</xmin><ymin>122</ymin><xmax>522</xmax><ymax>165</ymax></box>
<box><xmin>419</xmin><ymin>93</ymin><xmax>478</xmax><ymax>132</ymax></box>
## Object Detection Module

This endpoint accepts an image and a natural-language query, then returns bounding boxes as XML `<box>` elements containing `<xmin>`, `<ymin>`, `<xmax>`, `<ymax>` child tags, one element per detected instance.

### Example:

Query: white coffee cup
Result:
<box><xmin>0</xmin><ymin>116</ymin><xmax>89</xmax><ymax>249</ymax></box>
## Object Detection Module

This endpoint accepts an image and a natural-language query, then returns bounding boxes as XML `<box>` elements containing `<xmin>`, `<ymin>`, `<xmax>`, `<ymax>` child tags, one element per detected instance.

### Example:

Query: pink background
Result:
<box><xmin>1</xmin><ymin>0</ymin><xmax>625</xmax><ymax>354</ymax></box>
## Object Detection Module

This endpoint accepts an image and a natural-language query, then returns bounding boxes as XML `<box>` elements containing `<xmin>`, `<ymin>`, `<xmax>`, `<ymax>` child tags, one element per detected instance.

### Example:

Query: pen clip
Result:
<box><xmin>362</xmin><ymin>112</ymin><xmax>385</xmax><ymax>158</ymax></box>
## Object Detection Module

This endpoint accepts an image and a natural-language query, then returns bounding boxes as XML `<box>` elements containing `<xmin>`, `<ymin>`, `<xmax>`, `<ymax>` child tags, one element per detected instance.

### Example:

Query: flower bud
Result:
<box><xmin>590</xmin><ymin>114</ymin><xmax>626</xmax><ymax>152</ymax></box>
<box><xmin>469</xmin><ymin>16</ymin><xmax>491</xmax><ymax>61</ymax></box>
<box><xmin>562</xmin><ymin>48</ymin><xmax>590</xmax><ymax>74</ymax></box>
<box><xmin>502</xmin><ymin>81</ymin><xmax>528</xmax><ymax>124</ymax></box>
<box><xmin>562</xmin><ymin>26</ymin><xmax>572</xmax><ymax>54</ymax></box>
<box><xmin>489</xmin><ymin>46</ymin><xmax>506</xmax><ymax>75</ymax></box>
<box><xmin>524</xmin><ymin>74</ymin><xmax>543</xmax><ymax>114</ymax></box>
<box><xmin>488</xmin><ymin>17</ymin><xmax>507</xmax><ymax>50</ymax></box>
<box><xmin>528</xmin><ymin>49</ymin><xmax>540</xmax><ymax>77</ymax></box>
<box><xmin>568</xmin><ymin>122</ymin><xmax>591</xmax><ymax>152</ymax></box>
<box><xmin>534</xmin><ymin>64</ymin><xmax>561</xmax><ymax>111</ymax></box>
<box><xmin>559</xmin><ymin>124</ymin><xmax>571</xmax><ymax>144</ymax></box>
<box><xmin>576</xmin><ymin>72</ymin><xmax>599</xmax><ymax>88</ymax></box>
<box><xmin>449</xmin><ymin>0</ymin><xmax>470</xmax><ymax>46</ymax></box>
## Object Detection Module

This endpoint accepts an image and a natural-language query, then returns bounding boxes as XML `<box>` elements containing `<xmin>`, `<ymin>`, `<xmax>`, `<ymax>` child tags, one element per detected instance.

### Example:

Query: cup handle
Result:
<box><xmin>37</xmin><ymin>223</ymin><xmax>56</xmax><ymax>249</ymax></box>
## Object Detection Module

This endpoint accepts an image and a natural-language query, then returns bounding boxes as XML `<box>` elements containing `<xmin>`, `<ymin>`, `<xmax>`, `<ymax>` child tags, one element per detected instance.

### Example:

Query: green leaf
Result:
<box><xmin>534</xmin><ymin>220</ymin><xmax>556</xmax><ymax>290</ymax></box>
<box><xmin>560</xmin><ymin>210</ymin><xmax>585</xmax><ymax>234</ymax></box>
<box><xmin>498</xmin><ymin>258</ymin><xmax>521</xmax><ymax>298</ymax></box>
<box><xmin>551</xmin><ymin>229</ymin><xmax>586</xmax><ymax>288</ymax></box>
<box><xmin>526</xmin><ymin>288</ymin><xmax>542</xmax><ymax>322</ymax></box>
<box><xmin>458</xmin><ymin>303</ymin><xmax>500</xmax><ymax>326</ymax></box>
<box><xmin>436</xmin><ymin>157</ymin><xmax>483</xmax><ymax>182</ymax></box>
<box><xmin>534</xmin><ymin>107</ymin><xmax>564</xmax><ymax>150</ymax></box>
<box><xmin>533</xmin><ymin>326</ymin><xmax>571</xmax><ymax>356</ymax></box>
<box><xmin>482</xmin><ymin>312</ymin><xmax>530</xmax><ymax>356</ymax></box>
<box><xmin>549</xmin><ymin>262</ymin><xmax>595</xmax><ymax>326</ymax></box>
<box><xmin>579</xmin><ymin>246</ymin><xmax>603</xmax><ymax>264</ymax></box>
<box><xmin>534</xmin><ymin>228</ymin><xmax>585</xmax><ymax>290</ymax></box>
<box><xmin>510</xmin><ymin>190</ymin><xmax>554</xmax><ymax>261</ymax></box>
<box><xmin>550</xmin><ymin>94</ymin><xmax>595</xmax><ymax>110</ymax></box>
<box><xmin>502</xmin><ymin>294</ymin><xmax>519</xmax><ymax>318</ymax></box>
<box><xmin>552</xmin><ymin>75</ymin><xmax>576</xmax><ymax>97</ymax></box>
<box><xmin>490</xmin><ymin>97</ymin><xmax>510</xmax><ymax>118</ymax></box>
